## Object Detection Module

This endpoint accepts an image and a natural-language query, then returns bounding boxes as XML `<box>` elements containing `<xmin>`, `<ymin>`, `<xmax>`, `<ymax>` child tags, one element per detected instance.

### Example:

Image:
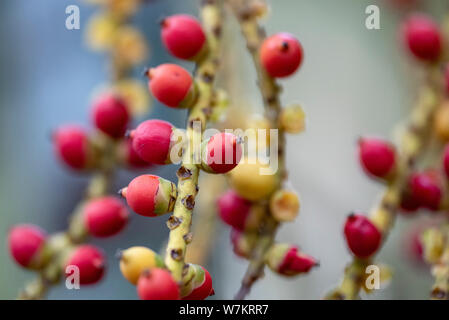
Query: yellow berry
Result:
<box><xmin>269</xmin><ymin>189</ymin><xmax>300</xmax><ymax>222</ymax></box>
<box><xmin>279</xmin><ymin>104</ymin><xmax>306</xmax><ymax>134</ymax></box>
<box><xmin>119</xmin><ymin>246</ymin><xmax>163</xmax><ymax>285</ymax></box>
<box><xmin>85</xmin><ymin>13</ymin><xmax>118</xmax><ymax>51</ymax></box>
<box><xmin>113</xmin><ymin>26</ymin><xmax>148</xmax><ymax>66</ymax></box>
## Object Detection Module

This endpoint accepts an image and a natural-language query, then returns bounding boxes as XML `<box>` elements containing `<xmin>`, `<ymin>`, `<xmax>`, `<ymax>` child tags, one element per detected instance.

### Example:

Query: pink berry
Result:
<box><xmin>123</xmin><ymin>139</ymin><xmax>151</xmax><ymax>168</ymax></box>
<box><xmin>409</xmin><ymin>170</ymin><xmax>442</xmax><ymax>211</ymax></box>
<box><xmin>8</xmin><ymin>224</ymin><xmax>47</xmax><ymax>269</ymax></box>
<box><xmin>201</xmin><ymin>132</ymin><xmax>242</xmax><ymax>174</ymax></box>
<box><xmin>91</xmin><ymin>93</ymin><xmax>129</xmax><ymax>138</ymax></box>
<box><xmin>137</xmin><ymin>268</ymin><xmax>180</xmax><ymax>300</ymax></box>
<box><xmin>131</xmin><ymin>119</ymin><xmax>174</xmax><ymax>165</ymax></box>
<box><xmin>65</xmin><ymin>245</ymin><xmax>105</xmax><ymax>285</ymax></box>
<box><xmin>182</xmin><ymin>266</ymin><xmax>213</xmax><ymax>300</ymax></box>
<box><xmin>260</xmin><ymin>33</ymin><xmax>303</xmax><ymax>78</ymax></box>
<box><xmin>278</xmin><ymin>246</ymin><xmax>317</xmax><ymax>276</ymax></box>
<box><xmin>217</xmin><ymin>190</ymin><xmax>251</xmax><ymax>230</ymax></box>
<box><xmin>84</xmin><ymin>196</ymin><xmax>129</xmax><ymax>237</ymax></box>
<box><xmin>344</xmin><ymin>214</ymin><xmax>382</xmax><ymax>258</ymax></box>
<box><xmin>53</xmin><ymin>125</ymin><xmax>90</xmax><ymax>170</ymax></box>
<box><xmin>402</xmin><ymin>14</ymin><xmax>442</xmax><ymax>61</ymax></box>
<box><xmin>161</xmin><ymin>14</ymin><xmax>206</xmax><ymax>60</ymax></box>
<box><xmin>358</xmin><ymin>137</ymin><xmax>396</xmax><ymax>178</ymax></box>
<box><xmin>147</xmin><ymin>64</ymin><xmax>194</xmax><ymax>108</ymax></box>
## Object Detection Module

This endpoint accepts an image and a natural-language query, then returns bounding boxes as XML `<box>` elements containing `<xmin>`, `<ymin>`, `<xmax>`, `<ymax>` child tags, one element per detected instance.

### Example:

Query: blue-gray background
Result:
<box><xmin>0</xmin><ymin>0</ymin><xmax>446</xmax><ymax>299</ymax></box>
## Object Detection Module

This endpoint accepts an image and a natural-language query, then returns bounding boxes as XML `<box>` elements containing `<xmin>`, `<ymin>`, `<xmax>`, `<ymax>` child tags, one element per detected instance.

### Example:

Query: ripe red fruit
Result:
<box><xmin>358</xmin><ymin>137</ymin><xmax>396</xmax><ymax>178</ymax></box>
<box><xmin>137</xmin><ymin>268</ymin><xmax>180</xmax><ymax>300</ymax></box>
<box><xmin>120</xmin><ymin>174</ymin><xmax>177</xmax><ymax>217</ymax></box>
<box><xmin>277</xmin><ymin>246</ymin><xmax>317</xmax><ymax>276</ymax></box>
<box><xmin>409</xmin><ymin>170</ymin><xmax>442</xmax><ymax>211</ymax></box>
<box><xmin>161</xmin><ymin>14</ymin><xmax>206</xmax><ymax>60</ymax></box>
<box><xmin>182</xmin><ymin>266</ymin><xmax>213</xmax><ymax>300</ymax></box>
<box><xmin>8</xmin><ymin>225</ymin><xmax>47</xmax><ymax>269</ymax></box>
<box><xmin>53</xmin><ymin>125</ymin><xmax>90</xmax><ymax>170</ymax></box>
<box><xmin>147</xmin><ymin>64</ymin><xmax>195</xmax><ymax>108</ymax></box>
<box><xmin>217</xmin><ymin>190</ymin><xmax>251</xmax><ymax>230</ymax></box>
<box><xmin>443</xmin><ymin>144</ymin><xmax>449</xmax><ymax>179</ymax></box>
<box><xmin>402</xmin><ymin>15</ymin><xmax>442</xmax><ymax>61</ymax></box>
<box><xmin>399</xmin><ymin>190</ymin><xmax>420</xmax><ymax>214</ymax></box>
<box><xmin>344</xmin><ymin>214</ymin><xmax>381</xmax><ymax>258</ymax></box>
<box><xmin>131</xmin><ymin>119</ymin><xmax>174</xmax><ymax>165</ymax></box>
<box><xmin>91</xmin><ymin>93</ymin><xmax>129</xmax><ymax>138</ymax></box>
<box><xmin>260</xmin><ymin>33</ymin><xmax>303</xmax><ymax>78</ymax></box>
<box><xmin>84</xmin><ymin>196</ymin><xmax>129</xmax><ymax>237</ymax></box>
<box><xmin>65</xmin><ymin>245</ymin><xmax>105</xmax><ymax>285</ymax></box>
<box><xmin>201</xmin><ymin>132</ymin><xmax>242</xmax><ymax>174</ymax></box>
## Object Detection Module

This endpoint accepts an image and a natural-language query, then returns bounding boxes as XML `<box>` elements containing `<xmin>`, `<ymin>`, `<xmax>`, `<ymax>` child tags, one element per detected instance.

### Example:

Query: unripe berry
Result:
<box><xmin>358</xmin><ymin>137</ymin><xmax>396</xmax><ymax>178</ymax></box>
<box><xmin>269</xmin><ymin>189</ymin><xmax>300</xmax><ymax>222</ymax></box>
<box><xmin>182</xmin><ymin>264</ymin><xmax>213</xmax><ymax>300</ymax></box>
<box><xmin>433</xmin><ymin>103</ymin><xmax>449</xmax><ymax>141</ymax></box>
<box><xmin>53</xmin><ymin>125</ymin><xmax>91</xmax><ymax>170</ymax></box>
<box><xmin>230</xmin><ymin>229</ymin><xmax>257</xmax><ymax>259</ymax></box>
<box><xmin>344</xmin><ymin>214</ymin><xmax>382</xmax><ymax>258</ymax></box>
<box><xmin>119</xmin><ymin>246</ymin><xmax>164</xmax><ymax>285</ymax></box>
<box><xmin>201</xmin><ymin>132</ymin><xmax>242</xmax><ymax>174</ymax></box>
<box><xmin>260</xmin><ymin>33</ymin><xmax>303</xmax><ymax>78</ymax></box>
<box><xmin>279</xmin><ymin>104</ymin><xmax>306</xmax><ymax>134</ymax></box>
<box><xmin>65</xmin><ymin>245</ymin><xmax>105</xmax><ymax>285</ymax></box>
<box><xmin>161</xmin><ymin>14</ymin><xmax>206</xmax><ymax>60</ymax></box>
<box><xmin>408</xmin><ymin>170</ymin><xmax>442</xmax><ymax>211</ymax></box>
<box><xmin>120</xmin><ymin>174</ymin><xmax>177</xmax><ymax>217</ymax></box>
<box><xmin>443</xmin><ymin>144</ymin><xmax>449</xmax><ymax>179</ymax></box>
<box><xmin>147</xmin><ymin>64</ymin><xmax>196</xmax><ymax>108</ymax></box>
<box><xmin>228</xmin><ymin>157</ymin><xmax>278</xmax><ymax>201</ymax></box>
<box><xmin>8</xmin><ymin>225</ymin><xmax>48</xmax><ymax>269</ymax></box>
<box><xmin>117</xmin><ymin>139</ymin><xmax>151</xmax><ymax>168</ymax></box>
<box><xmin>84</xmin><ymin>196</ymin><xmax>129</xmax><ymax>237</ymax></box>
<box><xmin>217</xmin><ymin>190</ymin><xmax>251</xmax><ymax>231</ymax></box>
<box><xmin>137</xmin><ymin>268</ymin><xmax>180</xmax><ymax>300</ymax></box>
<box><xmin>265</xmin><ymin>244</ymin><xmax>317</xmax><ymax>276</ymax></box>
<box><xmin>402</xmin><ymin>15</ymin><xmax>442</xmax><ymax>61</ymax></box>
<box><xmin>130</xmin><ymin>119</ymin><xmax>175</xmax><ymax>165</ymax></box>
<box><xmin>91</xmin><ymin>93</ymin><xmax>130</xmax><ymax>138</ymax></box>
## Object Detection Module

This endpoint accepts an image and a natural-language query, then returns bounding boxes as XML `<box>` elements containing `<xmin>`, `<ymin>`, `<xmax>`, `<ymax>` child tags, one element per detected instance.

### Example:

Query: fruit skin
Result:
<box><xmin>344</xmin><ymin>214</ymin><xmax>382</xmax><ymax>258</ymax></box>
<box><xmin>265</xmin><ymin>243</ymin><xmax>317</xmax><ymax>276</ymax></box>
<box><xmin>131</xmin><ymin>119</ymin><xmax>174</xmax><ymax>165</ymax></box>
<box><xmin>402</xmin><ymin>14</ymin><xmax>442</xmax><ymax>61</ymax></box>
<box><xmin>201</xmin><ymin>132</ymin><xmax>243</xmax><ymax>174</ymax></box>
<box><xmin>53</xmin><ymin>125</ymin><xmax>90</xmax><ymax>170</ymax></box>
<box><xmin>8</xmin><ymin>225</ymin><xmax>48</xmax><ymax>269</ymax></box>
<box><xmin>443</xmin><ymin>144</ymin><xmax>449</xmax><ymax>179</ymax></box>
<box><xmin>137</xmin><ymin>268</ymin><xmax>180</xmax><ymax>300</ymax></box>
<box><xmin>84</xmin><ymin>196</ymin><xmax>129</xmax><ymax>237</ymax></box>
<box><xmin>119</xmin><ymin>246</ymin><xmax>164</xmax><ymax>285</ymax></box>
<box><xmin>217</xmin><ymin>190</ymin><xmax>251</xmax><ymax>230</ymax></box>
<box><xmin>91</xmin><ymin>93</ymin><xmax>130</xmax><ymax>138</ymax></box>
<box><xmin>358</xmin><ymin>137</ymin><xmax>396</xmax><ymax>178</ymax></box>
<box><xmin>182</xmin><ymin>265</ymin><xmax>213</xmax><ymax>300</ymax></box>
<box><xmin>65</xmin><ymin>245</ymin><xmax>105</xmax><ymax>285</ymax></box>
<box><xmin>161</xmin><ymin>14</ymin><xmax>206</xmax><ymax>60</ymax></box>
<box><xmin>147</xmin><ymin>64</ymin><xmax>195</xmax><ymax>108</ymax></box>
<box><xmin>408</xmin><ymin>170</ymin><xmax>442</xmax><ymax>211</ymax></box>
<box><xmin>260</xmin><ymin>32</ymin><xmax>303</xmax><ymax>78</ymax></box>
<box><xmin>228</xmin><ymin>157</ymin><xmax>278</xmax><ymax>201</ymax></box>
<box><xmin>120</xmin><ymin>174</ymin><xmax>177</xmax><ymax>217</ymax></box>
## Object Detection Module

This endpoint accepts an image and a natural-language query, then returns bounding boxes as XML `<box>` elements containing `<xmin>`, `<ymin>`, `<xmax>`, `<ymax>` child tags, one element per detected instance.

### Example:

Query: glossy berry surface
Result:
<box><xmin>344</xmin><ymin>214</ymin><xmax>381</xmax><ymax>258</ymax></box>
<box><xmin>91</xmin><ymin>93</ymin><xmax>129</xmax><ymax>138</ymax></box>
<box><xmin>203</xmin><ymin>132</ymin><xmax>242</xmax><ymax>174</ymax></box>
<box><xmin>182</xmin><ymin>266</ymin><xmax>213</xmax><ymax>300</ymax></box>
<box><xmin>8</xmin><ymin>225</ymin><xmax>47</xmax><ymax>268</ymax></box>
<box><xmin>66</xmin><ymin>245</ymin><xmax>105</xmax><ymax>285</ymax></box>
<box><xmin>217</xmin><ymin>190</ymin><xmax>251</xmax><ymax>230</ymax></box>
<box><xmin>148</xmin><ymin>64</ymin><xmax>193</xmax><ymax>108</ymax></box>
<box><xmin>260</xmin><ymin>33</ymin><xmax>303</xmax><ymax>78</ymax></box>
<box><xmin>137</xmin><ymin>268</ymin><xmax>180</xmax><ymax>300</ymax></box>
<box><xmin>409</xmin><ymin>171</ymin><xmax>442</xmax><ymax>211</ymax></box>
<box><xmin>84</xmin><ymin>196</ymin><xmax>129</xmax><ymax>237</ymax></box>
<box><xmin>358</xmin><ymin>137</ymin><xmax>396</xmax><ymax>178</ymax></box>
<box><xmin>402</xmin><ymin>15</ymin><xmax>442</xmax><ymax>61</ymax></box>
<box><xmin>161</xmin><ymin>14</ymin><xmax>206</xmax><ymax>60</ymax></box>
<box><xmin>53</xmin><ymin>125</ymin><xmax>90</xmax><ymax>170</ymax></box>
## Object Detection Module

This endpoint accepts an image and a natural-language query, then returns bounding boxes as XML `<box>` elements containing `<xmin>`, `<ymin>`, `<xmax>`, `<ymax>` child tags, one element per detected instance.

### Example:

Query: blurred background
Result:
<box><xmin>0</xmin><ymin>0</ymin><xmax>448</xmax><ymax>299</ymax></box>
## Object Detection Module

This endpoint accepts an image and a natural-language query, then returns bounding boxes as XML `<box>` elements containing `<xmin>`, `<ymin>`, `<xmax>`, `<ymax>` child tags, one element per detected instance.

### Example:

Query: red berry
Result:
<box><xmin>278</xmin><ymin>246</ymin><xmax>317</xmax><ymax>276</ymax></box>
<box><xmin>358</xmin><ymin>137</ymin><xmax>396</xmax><ymax>178</ymax></box>
<box><xmin>84</xmin><ymin>196</ymin><xmax>129</xmax><ymax>237</ymax></box>
<box><xmin>217</xmin><ymin>190</ymin><xmax>251</xmax><ymax>230</ymax></box>
<box><xmin>161</xmin><ymin>14</ymin><xmax>206</xmax><ymax>60</ymax></box>
<box><xmin>182</xmin><ymin>266</ymin><xmax>213</xmax><ymax>300</ymax></box>
<box><xmin>202</xmin><ymin>132</ymin><xmax>242</xmax><ymax>174</ymax></box>
<box><xmin>131</xmin><ymin>119</ymin><xmax>174</xmax><ymax>165</ymax></box>
<box><xmin>147</xmin><ymin>64</ymin><xmax>194</xmax><ymax>108</ymax></box>
<box><xmin>8</xmin><ymin>224</ymin><xmax>47</xmax><ymax>269</ymax></box>
<box><xmin>444</xmin><ymin>144</ymin><xmax>449</xmax><ymax>179</ymax></box>
<box><xmin>409</xmin><ymin>170</ymin><xmax>442</xmax><ymax>211</ymax></box>
<box><xmin>260</xmin><ymin>33</ymin><xmax>303</xmax><ymax>78</ymax></box>
<box><xmin>66</xmin><ymin>245</ymin><xmax>105</xmax><ymax>285</ymax></box>
<box><xmin>120</xmin><ymin>175</ymin><xmax>177</xmax><ymax>217</ymax></box>
<box><xmin>137</xmin><ymin>268</ymin><xmax>180</xmax><ymax>300</ymax></box>
<box><xmin>399</xmin><ymin>189</ymin><xmax>420</xmax><ymax>214</ymax></box>
<box><xmin>123</xmin><ymin>139</ymin><xmax>151</xmax><ymax>168</ymax></box>
<box><xmin>53</xmin><ymin>125</ymin><xmax>90</xmax><ymax>170</ymax></box>
<box><xmin>344</xmin><ymin>214</ymin><xmax>381</xmax><ymax>258</ymax></box>
<box><xmin>402</xmin><ymin>14</ymin><xmax>442</xmax><ymax>61</ymax></box>
<box><xmin>91</xmin><ymin>93</ymin><xmax>129</xmax><ymax>138</ymax></box>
